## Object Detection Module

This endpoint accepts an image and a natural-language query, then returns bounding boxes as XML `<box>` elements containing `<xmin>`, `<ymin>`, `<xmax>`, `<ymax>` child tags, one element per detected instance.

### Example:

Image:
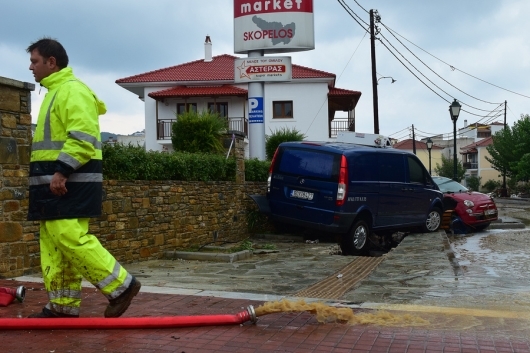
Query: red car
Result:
<box><xmin>432</xmin><ymin>176</ymin><xmax>498</xmax><ymax>233</ymax></box>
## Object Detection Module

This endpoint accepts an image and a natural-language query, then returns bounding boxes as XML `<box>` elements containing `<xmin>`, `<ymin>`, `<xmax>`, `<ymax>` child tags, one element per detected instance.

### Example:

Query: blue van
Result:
<box><xmin>251</xmin><ymin>140</ymin><xmax>444</xmax><ymax>255</ymax></box>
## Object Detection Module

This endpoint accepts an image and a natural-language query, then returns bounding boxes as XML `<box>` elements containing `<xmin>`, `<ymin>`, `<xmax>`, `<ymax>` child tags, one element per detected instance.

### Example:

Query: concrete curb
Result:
<box><xmin>488</xmin><ymin>222</ymin><xmax>525</xmax><ymax>229</ymax></box>
<box><xmin>163</xmin><ymin>250</ymin><xmax>252</xmax><ymax>263</ymax></box>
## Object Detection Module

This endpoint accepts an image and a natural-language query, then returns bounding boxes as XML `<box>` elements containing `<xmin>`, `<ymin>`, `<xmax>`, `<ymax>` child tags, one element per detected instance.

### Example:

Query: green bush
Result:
<box><xmin>466</xmin><ymin>175</ymin><xmax>481</xmax><ymax>191</ymax></box>
<box><xmin>102</xmin><ymin>143</ymin><xmax>236</xmax><ymax>181</ymax></box>
<box><xmin>171</xmin><ymin>110</ymin><xmax>227</xmax><ymax>154</ymax></box>
<box><xmin>483</xmin><ymin>179</ymin><xmax>501</xmax><ymax>192</ymax></box>
<box><xmin>265</xmin><ymin>127</ymin><xmax>305</xmax><ymax>160</ymax></box>
<box><xmin>245</xmin><ymin>158</ymin><xmax>270</xmax><ymax>181</ymax></box>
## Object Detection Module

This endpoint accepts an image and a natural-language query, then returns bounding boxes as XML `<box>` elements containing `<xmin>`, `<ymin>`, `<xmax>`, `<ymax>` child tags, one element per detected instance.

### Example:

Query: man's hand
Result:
<box><xmin>50</xmin><ymin>172</ymin><xmax>68</xmax><ymax>196</ymax></box>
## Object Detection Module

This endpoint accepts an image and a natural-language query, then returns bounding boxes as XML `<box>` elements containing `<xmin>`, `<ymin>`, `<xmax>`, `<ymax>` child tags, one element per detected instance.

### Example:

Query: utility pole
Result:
<box><xmin>501</xmin><ymin>100</ymin><xmax>508</xmax><ymax>197</ymax></box>
<box><xmin>412</xmin><ymin>124</ymin><xmax>416</xmax><ymax>155</ymax></box>
<box><xmin>370</xmin><ymin>9</ymin><xmax>379</xmax><ymax>134</ymax></box>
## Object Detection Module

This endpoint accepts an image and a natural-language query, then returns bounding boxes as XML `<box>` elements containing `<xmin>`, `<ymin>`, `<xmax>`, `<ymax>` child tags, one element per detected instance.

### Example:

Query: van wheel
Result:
<box><xmin>422</xmin><ymin>207</ymin><xmax>442</xmax><ymax>232</ymax></box>
<box><xmin>341</xmin><ymin>220</ymin><xmax>371</xmax><ymax>256</ymax></box>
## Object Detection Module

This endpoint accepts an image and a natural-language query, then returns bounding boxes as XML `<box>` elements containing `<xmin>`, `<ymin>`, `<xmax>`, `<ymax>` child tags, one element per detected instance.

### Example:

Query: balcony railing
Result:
<box><xmin>157</xmin><ymin>119</ymin><xmax>174</xmax><ymax>140</ymax></box>
<box><xmin>463</xmin><ymin>162</ymin><xmax>478</xmax><ymax>169</ymax></box>
<box><xmin>157</xmin><ymin>117</ymin><xmax>248</xmax><ymax>140</ymax></box>
<box><xmin>227</xmin><ymin>117</ymin><xmax>248</xmax><ymax>137</ymax></box>
<box><xmin>158</xmin><ymin>117</ymin><xmax>348</xmax><ymax>140</ymax></box>
<box><xmin>330</xmin><ymin>118</ymin><xmax>353</xmax><ymax>138</ymax></box>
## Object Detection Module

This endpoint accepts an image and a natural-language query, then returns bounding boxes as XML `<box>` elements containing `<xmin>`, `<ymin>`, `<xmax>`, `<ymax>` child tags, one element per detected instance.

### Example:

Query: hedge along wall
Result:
<box><xmin>0</xmin><ymin>75</ymin><xmax>267</xmax><ymax>278</ymax></box>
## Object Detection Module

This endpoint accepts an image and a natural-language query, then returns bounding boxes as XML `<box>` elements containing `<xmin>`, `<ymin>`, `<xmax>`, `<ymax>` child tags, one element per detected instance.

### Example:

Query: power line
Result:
<box><xmin>304</xmin><ymin>17</ymin><xmax>368</xmax><ymax>135</ymax></box>
<box><xmin>507</xmin><ymin>104</ymin><xmax>521</xmax><ymax>121</ymax></box>
<box><xmin>336</xmin><ymin>31</ymin><xmax>368</xmax><ymax>84</ymax></box>
<box><xmin>383</xmin><ymin>24</ymin><xmax>530</xmax><ymax>100</ymax></box>
<box><xmin>337</xmin><ymin>1</ymin><xmax>517</xmax><ymax>133</ymax></box>
<box><xmin>337</xmin><ymin>0</ymin><xmax>369</xmax><ymax>31</ymax></box>
<box><xmin>379</xmin><ymin>21</ymin><xmax>503</xmax><ymax>106</ymax></box>
<box><xmin>352</xmin><ymin>0</ymin><xmax>369</xmax><ymax>13</ymax></box>
<box><xmin>387</xmin><ymin>126</ymin><xmax>409</xmax><ymax>137</ymax></box>
<box><xmin>378</xmin><ymin>32</ymin><xmax>498</xmax><ymax>114</ymax></box>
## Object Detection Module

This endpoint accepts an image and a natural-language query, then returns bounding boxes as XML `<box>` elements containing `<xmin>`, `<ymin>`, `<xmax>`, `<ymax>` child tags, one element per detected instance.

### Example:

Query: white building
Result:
<box><xmin>116</xmin><ymin>38</ymin><xmax>361</xmax><ymax>155</ymax></box>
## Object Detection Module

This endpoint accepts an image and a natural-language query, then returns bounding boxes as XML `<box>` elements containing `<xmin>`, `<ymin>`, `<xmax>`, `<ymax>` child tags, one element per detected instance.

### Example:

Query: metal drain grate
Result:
<box><xmin>294</xmin><ymin>256</ymin><xmax>384</xmax><ymax>299</ymax></box>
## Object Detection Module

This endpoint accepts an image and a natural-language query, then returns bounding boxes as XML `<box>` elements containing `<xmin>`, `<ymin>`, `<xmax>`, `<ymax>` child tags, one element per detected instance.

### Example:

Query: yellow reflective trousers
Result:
<box><xmin>39</xmin><ymin>218</ymin><xmax>131</xmax><ymax>316</ymax></box>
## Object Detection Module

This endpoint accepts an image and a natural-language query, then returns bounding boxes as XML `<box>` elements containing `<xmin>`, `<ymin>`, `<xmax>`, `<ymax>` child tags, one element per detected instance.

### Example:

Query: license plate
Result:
<box><xmin>484</xmin><ymin>209</ymin><xmax>496</xmax><ymax>215</ymax></box>
<box><xmin>290</xmin><ymin>190</ymin><xmax>314</xmax><ymax>200</ymax></box>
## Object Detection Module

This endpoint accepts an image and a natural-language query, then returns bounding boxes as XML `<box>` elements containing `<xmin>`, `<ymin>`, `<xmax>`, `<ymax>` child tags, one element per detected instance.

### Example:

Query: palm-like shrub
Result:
<box><xmin>265</xmin><ymin>127</ymin><xmax>305</xmax><ymax>160</ymax></box>
<box><xmin>171</xmin><ymin>110</ymin><xmax>227</xmax><ymax>154</ymax></box>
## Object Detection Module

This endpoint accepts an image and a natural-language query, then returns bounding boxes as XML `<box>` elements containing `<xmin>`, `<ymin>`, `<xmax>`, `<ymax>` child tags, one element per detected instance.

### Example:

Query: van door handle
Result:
<box><xmin>401</xmin><ymin>188</ymin><xmax>412</xmax><ymax>192</ymax></box>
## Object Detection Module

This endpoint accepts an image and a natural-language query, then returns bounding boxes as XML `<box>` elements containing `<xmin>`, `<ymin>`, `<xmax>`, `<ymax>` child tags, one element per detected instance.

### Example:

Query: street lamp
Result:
<box><xmin>426</xmin><ymin>138</ymin><xmax>433</xmax><ymax>175</ymax></box>
<box><xmin>377</xmin><ymin>76</ymin><xmax>396</xmax><ymax>85</ymax></box>
<box><xmin>449</xmin><ymin>99</ymin><xmax>461</xmax><ymax>181</ymax></box>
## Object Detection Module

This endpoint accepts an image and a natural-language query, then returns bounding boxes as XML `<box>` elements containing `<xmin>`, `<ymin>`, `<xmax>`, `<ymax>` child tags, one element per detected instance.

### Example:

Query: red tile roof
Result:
<box><xmin>328</xmin><ymin>87</ymin><xmax>361</xmax><ymax>98</ymax></box>
<box><xmin>393</xmin><ymin>139</ymin><xmax>443</xmax><ymax>150</ymax></box>
<box><xmin>461</xmin><ymin>136</ymin><xmax>493</xmax><ymax>153</ymax></box>
<box><xmin>148</xmin><ymin>85</ymin><xmax>248</xmax><ymax>99</ymax></box>
<box><xmin>116</xmin><ymin>54</ymin><xmax>336</xmax><ymax>84</ymax></box>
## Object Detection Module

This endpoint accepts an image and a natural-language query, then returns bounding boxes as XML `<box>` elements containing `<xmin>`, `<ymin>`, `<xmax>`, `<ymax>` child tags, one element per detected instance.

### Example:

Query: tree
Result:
<box><xmin>434</xmin><ymin>155</ymin><xmax>466</xmax><ymax>181</ymax></box>
<box><xmin>486</xmin><ymin>114</ymin><xmax>530</xmax><ymax>181</ymax></box>
<box><xmin>171</xmin><ymin>110</ymin><xmax>227</xmax><ymax>154</ymax></box>
<box><xmin>265</xmin><ymin>127</ymin><xmax>305</xmax><ymax>160</ymax></box>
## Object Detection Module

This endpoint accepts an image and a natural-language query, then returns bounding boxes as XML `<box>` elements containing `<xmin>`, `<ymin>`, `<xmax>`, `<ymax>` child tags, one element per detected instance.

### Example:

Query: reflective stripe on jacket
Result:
<box><xmin>28</xmin><ymin>67</ymin><xmax>106</xmax><ymax>220</ymax></box>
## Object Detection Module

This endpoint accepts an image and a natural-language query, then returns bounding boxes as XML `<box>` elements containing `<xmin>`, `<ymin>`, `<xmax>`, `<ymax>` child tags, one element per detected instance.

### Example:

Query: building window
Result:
<box><xmin>208</xmin><ymin>102</ymin><xmax>228</xmax><ymax>117</ymax></box>
<box><xmin>177</xmin><ymin>103</ymin><xmax>197</xmax><ymax>115</ymax></box>
<box><xmin>273</xmin><ymin>101</ymin><xmax>293</xmax><ymax>119</ymax></box>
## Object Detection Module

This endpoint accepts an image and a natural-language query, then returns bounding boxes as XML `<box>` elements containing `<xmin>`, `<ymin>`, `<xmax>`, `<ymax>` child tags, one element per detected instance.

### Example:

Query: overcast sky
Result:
<box><xmin>2</xmin><ymin>0</ymin><xmax>529</xmax><ymax>141</ymax></box>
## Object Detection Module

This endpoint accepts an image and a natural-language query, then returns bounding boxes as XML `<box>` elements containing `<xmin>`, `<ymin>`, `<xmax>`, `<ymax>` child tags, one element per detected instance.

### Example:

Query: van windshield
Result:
<box><xmin>276</xmin><ymin>147</ymin><xmax>339</xmax><ymax>180</ymax></box>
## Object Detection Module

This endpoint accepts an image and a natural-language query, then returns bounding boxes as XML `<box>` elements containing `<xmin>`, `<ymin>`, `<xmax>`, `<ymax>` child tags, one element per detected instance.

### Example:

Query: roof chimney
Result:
<box><xmin>204</xmin><ymin>35</ymin><xmax>212</xmax><ymax>62</ymax></box>
<box><xmin>464</xmin><ymin>119</ymin><xmax>468</xmax><ymax>128</ymax></box>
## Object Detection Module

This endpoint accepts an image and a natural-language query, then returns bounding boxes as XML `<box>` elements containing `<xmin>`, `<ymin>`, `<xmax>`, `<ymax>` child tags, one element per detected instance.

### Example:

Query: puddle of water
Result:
<box><xmin>254</xmin><ymin>299</ymin><xmax>429</xmax><ymax>326</ymax></box>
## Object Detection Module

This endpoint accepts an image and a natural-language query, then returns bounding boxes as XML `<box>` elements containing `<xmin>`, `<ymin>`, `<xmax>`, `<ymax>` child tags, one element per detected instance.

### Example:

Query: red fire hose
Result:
<box><xmin>0</xmin><ymin>286</ymin><xmax>26</xmax><ymax>306</ymax></box>
<box><xmin>0</xmin><ymin>305</ymin><xmax>257</xmax><ymax>330</ymax></box>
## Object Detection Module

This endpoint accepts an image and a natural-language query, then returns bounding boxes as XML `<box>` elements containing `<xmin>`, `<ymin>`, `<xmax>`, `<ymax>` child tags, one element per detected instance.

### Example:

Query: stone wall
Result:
<box><xmin>0</xmin><ymin>75</ymin><xmax>268</xmax><ymax>278</ymax></box>
<box><xmin>0</xmin><ymin>77</ymin><xmax>38</xmax><ymax>278</ymax></box>
<box><xmin>91</xmin><ymin>180</ymin><xmax>265</xmax><ymax>264</ymax></box>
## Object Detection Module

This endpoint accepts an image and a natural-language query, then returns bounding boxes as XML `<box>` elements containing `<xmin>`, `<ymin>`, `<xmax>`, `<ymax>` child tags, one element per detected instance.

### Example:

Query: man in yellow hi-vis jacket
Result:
<box><xmin>26</xmin><ymin>38</ymin><xmax>141</xmax><ymax>318</ymax></box>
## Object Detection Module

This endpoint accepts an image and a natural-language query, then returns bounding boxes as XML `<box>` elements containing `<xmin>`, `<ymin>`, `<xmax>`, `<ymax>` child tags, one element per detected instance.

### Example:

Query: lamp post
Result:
<box><xmin>426</xmin><ymin>138</ymin><xmax>433</xmax><ymax>175</ymax></box>
<box><xmin>377</xmin><ymin>76</ymin><xmax>396</xmax><ymax>85</ymax></box>
<box><xmin>449</xmin><ymin>99</ymin><xmax>461</xmax><ymax>181</ymax></box>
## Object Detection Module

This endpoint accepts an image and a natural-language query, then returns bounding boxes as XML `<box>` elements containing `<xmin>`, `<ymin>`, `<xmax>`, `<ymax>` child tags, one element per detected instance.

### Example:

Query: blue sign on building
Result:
<box><xmin>248</xmin><ymin>97</ymin><xmax>264</xmax><ymax>124</ymax></box>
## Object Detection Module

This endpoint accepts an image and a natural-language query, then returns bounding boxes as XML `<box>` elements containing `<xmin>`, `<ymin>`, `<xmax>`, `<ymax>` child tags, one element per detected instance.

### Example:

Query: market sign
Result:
<box><xmin>234</xmin><ymin>56</ymin><xmax>292</xmax><ymax>83</ymax></box>
<box><xmin>234</xmin><ymin>0</ymin><xmax>315</xmax><ymax>54</ymax></box>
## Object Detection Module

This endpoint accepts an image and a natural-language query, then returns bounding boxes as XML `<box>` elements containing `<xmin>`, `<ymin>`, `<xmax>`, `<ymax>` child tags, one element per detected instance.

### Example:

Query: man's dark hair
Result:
<box><xmin>26</xmin><ymin>37</ymin><xmax>69</xmax><ymax>69</ymax></box>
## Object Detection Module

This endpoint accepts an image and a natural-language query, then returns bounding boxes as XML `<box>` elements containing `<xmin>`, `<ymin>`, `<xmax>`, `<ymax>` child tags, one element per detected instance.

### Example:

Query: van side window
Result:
<box><xmin>351</xmin><ymin>154</ymin><xmax>378</xmax><ymax>181</ymax></box>
<box><xmin>378</xmin><ymin>154</ymin><xmax>405</xmax><ymax>182</ymax></box>
<box><xmin>408</xmin><ymin>156</ymin><xmax>426</xmax><ymax>184</ymax></box>
<box><xmin>277</xmin><ymin>148</ymin><xmax>339</xmax><ymax>180</ymax></box>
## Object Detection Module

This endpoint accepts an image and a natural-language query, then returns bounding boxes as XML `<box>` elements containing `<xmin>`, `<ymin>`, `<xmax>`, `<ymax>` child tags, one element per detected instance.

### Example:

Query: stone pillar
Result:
<box><xmin>225</xmin><ymin>131</ymin><xmax>245</xmax><ymax>184</ymax></box>
<box><xmin>0</xmin><ymin>76</ymin><xmax>35</xmax><ymax>277</ymax></box>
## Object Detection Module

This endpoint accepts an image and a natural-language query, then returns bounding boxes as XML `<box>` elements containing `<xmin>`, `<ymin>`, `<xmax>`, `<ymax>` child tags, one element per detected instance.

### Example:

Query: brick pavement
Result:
<box><xmin>1</xmin><ymin>278</ymin><xmax>530</xmax><ymax>353</ymax></box>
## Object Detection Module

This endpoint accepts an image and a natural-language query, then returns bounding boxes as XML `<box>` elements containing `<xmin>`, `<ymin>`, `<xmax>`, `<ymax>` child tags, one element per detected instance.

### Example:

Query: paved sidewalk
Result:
<box><xmin>1</xmin><ymin>277</ymin><xmax>530</xmax><ymax>353</ymax></box>
<box><xmin>2</xmin><ymin>207</ymin><xmax>530</xmax><ymax>352</ymax></box>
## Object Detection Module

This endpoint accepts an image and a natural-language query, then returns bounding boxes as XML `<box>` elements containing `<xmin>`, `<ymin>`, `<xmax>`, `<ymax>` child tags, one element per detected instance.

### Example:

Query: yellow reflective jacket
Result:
<box><xmin>28</xmin><ymin>67</ymin><xmax>106</xmax><ymax>220</ymax></box>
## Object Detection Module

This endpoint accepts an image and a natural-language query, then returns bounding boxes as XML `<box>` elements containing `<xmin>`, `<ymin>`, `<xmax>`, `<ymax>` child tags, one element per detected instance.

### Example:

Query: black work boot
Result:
<box><xmin>28</xmin><ymin>307</ymin><xmax>79</xmax><ymax>318</ymax></box>
<box><xmin>104</xmin><ymin>277</ymin><xmax>141</xmax><ymax>318</ymax></box>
